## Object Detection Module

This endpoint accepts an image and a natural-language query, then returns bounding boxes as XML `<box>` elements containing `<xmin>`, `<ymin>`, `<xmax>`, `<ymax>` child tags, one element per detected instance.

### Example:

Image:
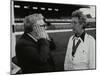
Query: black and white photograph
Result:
<box><xmin>11</xmin><ymin>0</ymin><xmax>96</xmax><ymax>74</ymax></box>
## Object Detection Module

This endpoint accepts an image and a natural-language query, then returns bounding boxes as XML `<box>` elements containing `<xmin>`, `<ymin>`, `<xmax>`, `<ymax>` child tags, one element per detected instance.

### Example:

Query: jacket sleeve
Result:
<box><xmin>88</xmin><ymin>37</ymin><xmax>96</xmax><ymax>69</ymax></box>
<box><xmin>64</xmin><ymin>36</ymin><xmax>73</xmax><ymax>70</ymax></box>
<box><xmin>37</xmin><ymin>38</ymin><xmax>50</xmax><ymax>63</ymax></box>
<box><xmin>49</xmin><ymin>38</ymin><xmax>56</xmax><ymax>50</ymax></box>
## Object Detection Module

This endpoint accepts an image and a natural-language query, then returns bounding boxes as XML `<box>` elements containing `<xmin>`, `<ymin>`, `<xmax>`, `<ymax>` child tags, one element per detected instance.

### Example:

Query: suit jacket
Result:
<box><xmin>15</xmin><ymin>33</ymin><xmax>56</xmax><ymax>74</ymax></box>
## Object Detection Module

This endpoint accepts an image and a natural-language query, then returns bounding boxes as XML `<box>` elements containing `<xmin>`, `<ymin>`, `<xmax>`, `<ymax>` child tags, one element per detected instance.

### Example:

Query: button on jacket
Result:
<box><xmin>64</xmin><ymin>33</ymin><xmax>95</xmax><ymax>70</ymax></box>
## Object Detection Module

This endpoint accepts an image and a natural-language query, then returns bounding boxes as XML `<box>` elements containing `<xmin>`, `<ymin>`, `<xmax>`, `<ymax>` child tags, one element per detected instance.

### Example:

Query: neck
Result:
<box><xmin>79</xmin><ymin>30</ymin><xmax>84</xmax><ymax>35</ymax></box>
<box><xmin>76</xmin><ymin>30</ymin><xmax>84</xmax><ymax>37</ymax></box>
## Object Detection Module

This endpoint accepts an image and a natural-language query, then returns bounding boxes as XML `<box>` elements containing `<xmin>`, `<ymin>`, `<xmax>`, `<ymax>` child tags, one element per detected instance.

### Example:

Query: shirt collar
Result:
<box><xmin>73</xmin><ymin>31</ymin><xmax>86</xmax><ymax>42</ymax></box>
<box><xmin>27</xmin><ymin>33</ymin><xmax>38</xmax><ymax>42</ymax></box>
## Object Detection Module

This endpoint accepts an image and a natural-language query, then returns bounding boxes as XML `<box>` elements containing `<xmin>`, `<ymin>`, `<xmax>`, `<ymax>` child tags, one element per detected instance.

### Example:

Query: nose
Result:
<box><xmin>40</xmin><ymin>20</ymin><xmax>46</xmax><ymax>25</ymax></box>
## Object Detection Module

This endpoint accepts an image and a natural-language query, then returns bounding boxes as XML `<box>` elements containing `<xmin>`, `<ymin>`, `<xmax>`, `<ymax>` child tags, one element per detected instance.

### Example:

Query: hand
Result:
<box><xmin>33</xmin><ymin>25</ymin><xmax>50</xmax><ymax>40</ymax></box>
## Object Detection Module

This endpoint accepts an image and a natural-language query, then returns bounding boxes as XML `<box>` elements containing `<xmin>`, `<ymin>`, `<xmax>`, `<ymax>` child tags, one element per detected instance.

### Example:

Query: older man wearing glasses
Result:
<box><xmin>15</xmin><ymin>14</ymin><xmax>56</xmax><ymax>74</ymax></box>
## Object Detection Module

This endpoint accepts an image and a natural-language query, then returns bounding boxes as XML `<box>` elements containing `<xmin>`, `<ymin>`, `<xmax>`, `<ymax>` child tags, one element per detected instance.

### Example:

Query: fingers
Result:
<box><xmin>32</xmin><ymin>24</ymin><xmax>50</xmax><ymax>40</ymax></box>
<box><xmin>33</xmin><ymin>25</ymin><xmax>48</xmax><ymax>39</ymax></box>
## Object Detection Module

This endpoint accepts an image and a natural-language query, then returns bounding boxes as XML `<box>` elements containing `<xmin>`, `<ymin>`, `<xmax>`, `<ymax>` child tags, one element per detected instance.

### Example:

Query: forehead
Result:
<box><xmin>36</xmin><ymin>19</ymin><xmax>45</xmax><ymax>25</ymax></box>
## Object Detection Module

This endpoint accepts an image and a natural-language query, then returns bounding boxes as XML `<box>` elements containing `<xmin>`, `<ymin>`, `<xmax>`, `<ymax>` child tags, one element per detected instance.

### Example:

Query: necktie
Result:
<box><xmin>72</xmin><ymin>39</ymin><xmax>81</xmax><ymax>57</ymax></box>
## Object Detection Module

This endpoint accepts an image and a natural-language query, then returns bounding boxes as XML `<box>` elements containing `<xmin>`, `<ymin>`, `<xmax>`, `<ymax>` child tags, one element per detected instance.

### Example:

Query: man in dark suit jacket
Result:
<box><xmin>15</xmin><ymin>14</ymin><xmax>56</xmax><ymax>74</ymax></box>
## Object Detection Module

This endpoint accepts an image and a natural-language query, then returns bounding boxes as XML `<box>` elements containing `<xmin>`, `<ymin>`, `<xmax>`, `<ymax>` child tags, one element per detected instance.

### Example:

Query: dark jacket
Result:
<box><xmin>15</xmin><ymin>33</ymin><xmax>56</xmax><ymax>74</ymax></box>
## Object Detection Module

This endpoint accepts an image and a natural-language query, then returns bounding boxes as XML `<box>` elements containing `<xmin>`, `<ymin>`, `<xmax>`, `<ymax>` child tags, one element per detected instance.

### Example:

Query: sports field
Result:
<box><xmin>14</xmin><ymin>28</ymin><xmax>96</xmax><ymax>71</ymax></box>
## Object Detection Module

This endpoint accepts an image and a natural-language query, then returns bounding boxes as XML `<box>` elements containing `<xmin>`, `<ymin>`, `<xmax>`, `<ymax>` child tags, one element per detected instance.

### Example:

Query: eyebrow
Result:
<box><xmin>40</xmin><ymin>24</ymin><xmax>46</xmax><ymax>27</ymax></box>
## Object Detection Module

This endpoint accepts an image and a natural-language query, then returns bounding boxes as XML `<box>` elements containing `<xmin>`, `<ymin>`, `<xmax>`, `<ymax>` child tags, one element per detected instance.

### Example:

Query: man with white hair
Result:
<box><xmin>15</xmin><ymin>13</ymin><xmax>56</xmax><ymax>74</ymax></box>
<box><xmin>64</xmin><ymin>10</ymin><xmax>95</xmax><ymax>70</ymax></box>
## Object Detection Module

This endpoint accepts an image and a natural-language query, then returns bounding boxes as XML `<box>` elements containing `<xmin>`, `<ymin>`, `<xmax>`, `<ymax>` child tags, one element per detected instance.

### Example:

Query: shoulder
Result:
<box><xmin>69</xmin><ymin>35</ymin><xmax>74</xmax><ymax>41</ymax></box>
<box><xmin>16</xmin><ymin>38</ymin><xmax>27</xmax><ymax>46</ymax></box>
<box><xmin>86</xmin><ymin>33</ymin><xmax>95</xmax><ymax>42</ymax></box>
<box><xmin>85</xmin><ymin>33</ymin><xmax>95</xmax><ymax>46</ymax></box>
<box><xmin>67</xmin><ymin>35</ymin><xmax>74</xmax><ymax>45</ymax></box>
<box><xmin>16</xmin><ymin>34</ymin><xmax>35</xmax><ymax>47</ymax></box>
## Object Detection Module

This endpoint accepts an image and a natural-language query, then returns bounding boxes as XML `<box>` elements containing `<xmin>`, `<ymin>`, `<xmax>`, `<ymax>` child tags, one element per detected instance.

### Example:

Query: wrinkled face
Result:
<box><xmin>32</xmin><ymin>19</ymin><xmax>47</xmax><ymax>37</ymax></box>
<box><xmin>72</xmin><ymin>17</ymin><xmax>83</xmax><ymax>35</ymax></box>
<box><xmin>35</xmin><ymin>19</ymin><xmax>47</xmax><ymax>29</ymax></box>
<box><xmin>36</xmin><ymin>19</ymin><xmax>45</xmax><ymax>25</ymax></box>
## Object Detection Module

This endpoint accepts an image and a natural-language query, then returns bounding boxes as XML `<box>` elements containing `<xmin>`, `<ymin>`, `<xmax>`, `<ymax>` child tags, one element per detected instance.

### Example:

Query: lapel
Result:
<box><xmin>72</xmin><ymin>37</ymin><xmax>81</xmax><ymax>57</ymax></box>
<box><xmin>71</xmin><ymin>33</ymin><xmax>87</xmax><ymax>57</ymax></box>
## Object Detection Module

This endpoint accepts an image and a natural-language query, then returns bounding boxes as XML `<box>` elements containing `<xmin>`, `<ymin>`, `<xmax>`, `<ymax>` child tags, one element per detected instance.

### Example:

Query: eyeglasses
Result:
<box><xmin>40</xmin><ymin>24</ymin><xmax>47</xmax><ymax>27</ymax></box>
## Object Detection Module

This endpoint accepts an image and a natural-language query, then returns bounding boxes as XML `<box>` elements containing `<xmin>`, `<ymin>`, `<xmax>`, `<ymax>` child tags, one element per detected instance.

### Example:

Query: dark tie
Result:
<box><xmin>72</xmin><ymin>39</ymin><xmax>81</xmax><ymax>57</ymax></box>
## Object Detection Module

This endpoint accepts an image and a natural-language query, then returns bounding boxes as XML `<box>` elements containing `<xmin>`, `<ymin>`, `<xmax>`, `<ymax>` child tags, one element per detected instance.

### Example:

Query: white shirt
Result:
<box><xmin>64</xmin><ymin>33</ymin><xmax>95</xmax><ymax>70</ymax></box>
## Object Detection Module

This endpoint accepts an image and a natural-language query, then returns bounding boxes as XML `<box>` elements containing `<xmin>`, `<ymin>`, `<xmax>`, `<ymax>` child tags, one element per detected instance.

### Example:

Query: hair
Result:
<box><xmin>24</xmin><ymin>13</ymin><xmax>44</xmax><ymax>33</ymax></box>
<box><xmin>72</xmin><ymin>10</ymin><xmax>87</xmax><ymax>29</ymax></box>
